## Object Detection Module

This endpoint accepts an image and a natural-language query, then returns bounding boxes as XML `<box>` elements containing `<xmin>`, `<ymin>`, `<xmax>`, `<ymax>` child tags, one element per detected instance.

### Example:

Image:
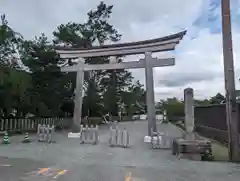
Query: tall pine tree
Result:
<box><xmin>53</xmin><ymin>1</ymin><xmax>133</xmax><ymax>117</ymax></box>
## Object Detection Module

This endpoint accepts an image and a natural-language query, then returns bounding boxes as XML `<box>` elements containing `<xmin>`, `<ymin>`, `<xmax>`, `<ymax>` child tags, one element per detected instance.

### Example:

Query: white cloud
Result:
<box><xmin>151</xmin><ymin>28</ymin><xmax>240</xmax><ymax>101</ymax></box>
<box><xmin>1</xmin><ymin>0</ymin><xmax>239</xmax><ymax>101</ymax></box>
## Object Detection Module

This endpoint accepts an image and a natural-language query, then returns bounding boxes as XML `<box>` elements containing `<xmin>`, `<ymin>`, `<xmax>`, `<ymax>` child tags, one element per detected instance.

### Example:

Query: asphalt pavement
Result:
<box><xmin>0</xmin><ymin>121</ymin><xmax>240</xmax><ymax>181</ymax></box>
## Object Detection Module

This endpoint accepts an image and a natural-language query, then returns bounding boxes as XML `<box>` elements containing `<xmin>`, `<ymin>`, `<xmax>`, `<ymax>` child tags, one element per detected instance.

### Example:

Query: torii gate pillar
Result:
<box><xmin>72</xmin><ymin>63</ymin><xmax>84</xmax><ymax>132</ymax></box>
<box><xmin>145</xmin><ymin>52</ymin><xmax>157</xmax><ymax>134</ymax></box>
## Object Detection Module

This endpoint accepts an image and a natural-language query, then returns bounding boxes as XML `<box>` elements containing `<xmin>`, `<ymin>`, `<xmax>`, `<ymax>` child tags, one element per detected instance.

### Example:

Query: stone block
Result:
<box><xmin>172</xmin><ymin>137</ymin><xmax>212</xmax><ymax>161</ymax></box>
<box><xmin>178</xmin><ymin>153</ymin><xmax>202</xmax><ymax>161</ymax></box>
<box><xmin>68</xmin><ymin>132</ymin><xmax>81</xmax><ymax>138</ymax></box>
<box><xmin>144</xmin><ymin>136</ymin><xmax>151</xmax><ymax>143</ymax></box>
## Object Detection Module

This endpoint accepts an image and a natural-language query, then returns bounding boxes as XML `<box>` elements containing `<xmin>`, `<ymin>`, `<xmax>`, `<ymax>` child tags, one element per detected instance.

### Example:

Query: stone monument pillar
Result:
<box><xmin>184</xmin><ymin>88</ymin><xmax>195</xmax><ymax>140</ymax></box>
<box><xmin>172</xmin><ymin>88</ymin><xmax>212</xmax><ymax>160</ymax></box>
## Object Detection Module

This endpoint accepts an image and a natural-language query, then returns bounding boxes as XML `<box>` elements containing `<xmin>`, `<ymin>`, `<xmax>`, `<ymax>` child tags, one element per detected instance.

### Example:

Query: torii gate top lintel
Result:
<box><xmin>55</xmin><ymin>30</ymin><xmax>187</xmax><ymax>58</ymax></box>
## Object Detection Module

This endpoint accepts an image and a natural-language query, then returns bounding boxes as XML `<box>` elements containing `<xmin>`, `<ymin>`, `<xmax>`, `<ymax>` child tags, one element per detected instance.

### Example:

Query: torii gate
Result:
<box><xmin>56</xmin><ymin>30</ymin><xmax>186</xmax><ymax>135</ymax></box>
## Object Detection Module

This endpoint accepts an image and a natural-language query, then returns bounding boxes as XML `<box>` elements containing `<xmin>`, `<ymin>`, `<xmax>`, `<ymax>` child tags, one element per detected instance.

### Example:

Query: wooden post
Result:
<box><xmin>221</xmin><ymin>0</ymin><xmax>239</xmax><ymax>161</ymax></box>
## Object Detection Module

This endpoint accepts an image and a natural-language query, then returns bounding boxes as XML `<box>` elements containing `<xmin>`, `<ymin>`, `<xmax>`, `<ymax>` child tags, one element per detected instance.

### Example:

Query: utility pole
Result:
<box><xmin>221</xmin><ymin>0</ymin><xmax>239</xmax><ymax>161</ymax></box>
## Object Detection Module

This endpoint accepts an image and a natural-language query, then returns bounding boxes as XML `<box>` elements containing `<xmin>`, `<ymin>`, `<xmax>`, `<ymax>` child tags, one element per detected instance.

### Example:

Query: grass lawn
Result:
<box><xmin>200</xmin><ymin>136</ymin><xmax>229</xmax><ymax>162</ymax></box>
<box><xmin>211</xmin><ymin>142</ymin><xmax>229</xmax><ymax>161</ymax></box>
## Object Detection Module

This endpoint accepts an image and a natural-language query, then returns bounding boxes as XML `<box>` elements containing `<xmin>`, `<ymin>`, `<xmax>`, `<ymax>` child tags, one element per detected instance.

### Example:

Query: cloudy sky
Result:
<box><xmin>1</xmin><ymin>0</ymin><xmax>240</xmax><ymax>101</ymax></box>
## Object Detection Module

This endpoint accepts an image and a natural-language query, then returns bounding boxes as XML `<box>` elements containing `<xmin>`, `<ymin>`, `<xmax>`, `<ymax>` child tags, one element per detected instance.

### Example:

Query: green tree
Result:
<box><xmin>194</xmin><ymin>99</ymin><xmax>211</xmax><ymax>106</ymax></box>
<box><xmin>120</xmin><ymin>81</ymin><xmax>146</xmax><ymax>116</ymax></box>
<box><xmin>21</xmin><ymin>34</ymin><xmax>68</xmax><ymax>116</ymax></box>
<box><xmin>0</xmin><ymin>68</ymin><xmax>31</xmax><ymax>116</ymax></box>
<box><xmin>209</xmin><ymin>93</ymin><xmax>225</xmax><ymax>104</ymax></box>
<box><xmin>101</xmin><ymin>61</ymin><xmax>133</xmax><ymax>117</ymax></box>
<box><xmin>0</xmin><ymin>14</ymin><xmax>23</xmax><ymax>68</ymax></box>
<box><xmin>0</xmin><ymin>14</ymin><xmax>30</xmax><ymax>117</ymax></box>
<box><xmin>53</xmin><ymin>1</ymin><xmax>133</xmax><ymax>117</ymax></box>
<box><xmin>161</xmin><ymin>97</ymin><xmax>184</xmax><ymax>122</ymax></box>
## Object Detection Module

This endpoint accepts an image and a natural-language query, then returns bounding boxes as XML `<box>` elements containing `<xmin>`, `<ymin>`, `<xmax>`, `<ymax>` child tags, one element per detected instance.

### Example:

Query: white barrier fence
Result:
<box><xmin>109</xmin><ymin>126</ymin><xmax>130</xmax><ymax>148</ymax></box>
<box><xmin>80</xmin><ymin>125</ymin><xmax>99</xmax><ymax>145</ymax></box>
<box><xmin>0</xmin><ymin>118</ymin><xmax>62</xmax><ymax>133</ymax></box>
<box><xmin>37</xmin><ymin>124</ymin><xmax>55</xmax><ymax>143</ymax></box>
<box><xmin>149</xmin><ymin>131</ymin><xmax>172</xmax><ymax>149</ymax></box>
